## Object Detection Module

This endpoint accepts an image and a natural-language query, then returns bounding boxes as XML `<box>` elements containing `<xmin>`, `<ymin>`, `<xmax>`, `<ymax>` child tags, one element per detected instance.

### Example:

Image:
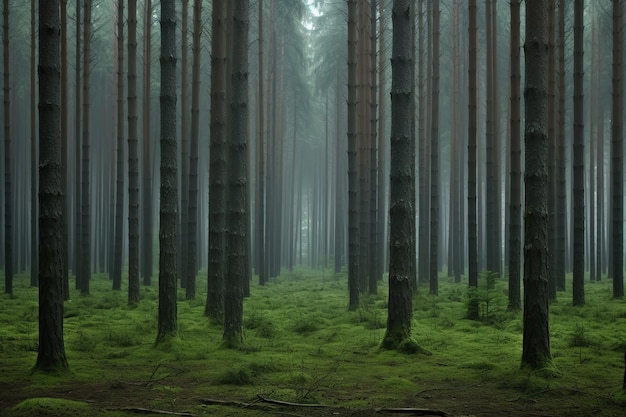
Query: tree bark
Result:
<box><xmin>223</xmin><ymin>0</ymin><xmax>249</xmax><ymax>348</ymax></box>
<box><xmin>179</xmin><ymin>0</ymin><xmax>189</xmax><ymax>290</ymax></box>
<box><xmin>156</xmin><ymin>0</ymin><xmax>178</xmax><ymax>344</ymax></box>
<box><xmin>60</xmin><ymin>0</ymin><xmax>69</xmax><ymax>297</ymax></box>
<box><xmin>128</xmin><ymin>0</ymin><xmax>140</xmax><ymax>304</ymax></box>
<box><xmin>3</xmin><ymin>0</ymin><xmax>12</xmax><ymax>294</ymax></box>
<box><xmin>611</xmin><ymin>0</ymin><xmax>624</xmax><ymax>298</ymax></box>
<box><xmin>206</xmin><ymin>0</ymin><xmax>228</xmax><ymax>322</ymax></box>
<box><xmin>572</xmin><ymin>0</ymin><xmax>585</xmax><ymax>306</ymax></box>
<box><xmin>556</xmin><ymin>0</ymin><xmax>566</xmax><ymax>292</ymax></box>
<box><xmin>522</xmin><ymin>0</ymin><xmax>551</xmax><ymax>369</ymax></box>
<box><xmin>508</xmin><ymin>0</ymin><xmax>521</xmax><ymax>311</ymax></box>
<box><xmin>382</xmin><ymin>0</ymin><xmax>414</xmax><ymax>350</ymax></box>
<box><xmin>30</xmin><ymin>0</ymin><xmax>38</xmax><ymax>288</ymax></box>
<box><xmin>35</xmin><ymin>0</ymin><xmax>69</xmax><ymax>372</ymax></box>
<box><xmin>468</xmin><ymin>0</ymin><xmax>478</xmax><ymax>288</ymax></box>
<box><xmin>141</xmin><ymin>0</ymin><xmax>153</xmax><ymax>286</ymax></box>
<box><xmin>113</xmin><ymin>0</ymin><xmax>125</xmax><ymax>292</ymax></box>
<box><xmin>347</xmin><ymin>0</ymin><xmax>359</xmax><ymax>309</ymax></box>
<box><xmin>80</xmin><ymin>0</ymin><xmax>92</xmax><ymax>295</ymax></box>
<box><xmin>429</xmin><ymin>0</ymin><xmax>440</xmax><ymax>295</ymax></box>
<box><xmin>185</xmin><ymin>0</ymin><xmax>201</xmax><ymax>300</ymax></box>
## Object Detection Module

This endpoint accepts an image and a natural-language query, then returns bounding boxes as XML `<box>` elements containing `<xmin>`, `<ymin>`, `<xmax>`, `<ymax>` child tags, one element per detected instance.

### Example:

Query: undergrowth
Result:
<box><xmin>1</xmin><ymin>267</ymin><xmax>625</xmax><ymax>415</ymax></box>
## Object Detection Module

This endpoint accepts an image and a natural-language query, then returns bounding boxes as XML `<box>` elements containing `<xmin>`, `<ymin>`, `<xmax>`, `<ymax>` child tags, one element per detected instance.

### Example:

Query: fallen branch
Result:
<box><xmin>256</xmin><ymin>394</ymin><xmax>329</xmax><ymax>408</ymax></box>
<box><xmin>201</xmin><ymin>398</ymin><xmax>267</xmax><ymax>410</ymax></box>
<box><xmin>375</xmin><ymin>407</ymin><xmax>449</xmax><ymax>416</ymax></box>
<box><xmin>111</xmin><ymin>407</ymin><xmax>194</xmax><ymax>417</ymax></box>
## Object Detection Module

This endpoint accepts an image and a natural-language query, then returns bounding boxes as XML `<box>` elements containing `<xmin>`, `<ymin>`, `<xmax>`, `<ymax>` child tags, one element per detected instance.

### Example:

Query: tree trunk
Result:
<box><xmin>429</xmin><ymin>0</ymin><xmax>440</xmax><ymax>295</ymax></box>
<box><xmin>417</xmin><ymin>0</ymin><xmax>429</xmax><ymax>287</ymax></box>
<box><xmin>368</xmin><ymin>0</ymin><xmax>378</xmax><ymax>292</ymax></box>
<box><xmin>141</xmin><ymin>0</ymin><xmax>153</xmax><ymax>286</ymax></box>
<box><xmin>256</xmin><ymin>0</ymin><xmax>266</xmax><ymax>285</ymax></box>
<box><xmin>223</xmin><ymin>0</ymin><xmax>249</xmax><ymax>348</ymax></box>
<box><xmin>113</xmin><ymin>0</ymin><xmax>125</xmax><ymax>292</ymax></box>
<box><xmin>521</xmin><ymin>0</ymin><xmax>551</xmax><ymax>369</ymax></box>
<box><xmin>556</xmin><ymin>0</ymin><xmax>566</xmax><ymax>292</ymax></box>
<box><xmin>156</xmin><ymin>0</ymin><xmax>178</xmax><ymax>344</ymax></box>
<box><xmin>74</xmin><ymin>0</ymin><xmax>81</xmax><ymax>288</ymax></box>
<box><xmin>382</xmin><ymin>0</ymin><xmax>414</xmax><ymax>351</ymax></box>
<box><xmin>611</xmin><ymin>0</ymin><xmax>624</xmax><ymax>298</ymax></box>
<box><xmin>377</xmin><ymin>0</ymin><xmax>386</xmax><ymax>280</ymax></box>
<box><xmin>547</xmin><ymin>0</ymin><xmax>556</xmax><ymax>298</ymax></box>
<box><xmin>30</xmin><ymin>0</ymin><xmax>38</xmax><ymax>288</ymax></box>
<box><xmin>35</xmin><ymin>0</ymin><xmax>69</xmax><ymax>372</ymax></box>
<box><xmin>572</xmin><ymin>0</ymin><xmax>585</xmax><ymax>306</ymax></box>
<box><xmin>347</xmin><ymin>0</ymin><xmax>359</xmax><ymax>309</ymax></box>
<box><xmin>3</xmin><ymin>0</ymin><xmax>12</xmax><ymax>295</ymax></box>
<box><xmin>206</xmin><ymin>0</ymin><xmax>228</xmax><ymax>321</ymax></box>
<box><xmin>185</xmin><ymin>0</ymin><xmax>201</xmax><ymax>300</ymax></box>
<box><xmin>468</xmin><ymin>0</ymin><xmax>478</xmax><ymax>288</ymax></box>
<box><xmin>60</xmin><ymin>0</ymin><xmax>69</xmax><ymax>297</ymax></box>
<box><xmin>508</xmin><ymin>0</ymin><xmax>521</xmax><ymax>311</ymax></box>
<box><xmin>80</xmin><ymin>0</ymin><xmax>92</xmax><ymax>295</ymax></box>
<box><xmin>128</xmin><ymin>0</ymin><xmax>140</xmax><ymax>304</ymax></box>
<box><xmin>179</xmin><ymin>0</ymin><xmax>189</xmax><ymax>289</ymax></box>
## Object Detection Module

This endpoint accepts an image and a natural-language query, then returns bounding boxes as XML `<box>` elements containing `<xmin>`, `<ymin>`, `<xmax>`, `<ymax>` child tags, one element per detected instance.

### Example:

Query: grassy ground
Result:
<box><xmin>0</xmin><ymin>267</ymin><xmax>625</xmax><ymax>416</ymax></box>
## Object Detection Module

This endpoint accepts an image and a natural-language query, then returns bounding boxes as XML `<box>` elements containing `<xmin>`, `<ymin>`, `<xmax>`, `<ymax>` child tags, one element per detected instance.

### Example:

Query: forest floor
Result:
<box><xmin>1</xmin><ymin>268</ymin><xmax>626</xmax><ymax>417</ymax></box>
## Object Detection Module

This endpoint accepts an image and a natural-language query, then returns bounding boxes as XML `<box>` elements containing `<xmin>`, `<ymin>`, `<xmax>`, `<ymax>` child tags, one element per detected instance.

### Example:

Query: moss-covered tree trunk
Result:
<box><xmin>382</xmin><ymin>0</ymin><xmax>414</xmax><ymax>351</ymax></box>
<box><xmin>35</xmin><ymin>0</ymin><xmax>69</xmax><ymax>372</ymax></box>
<box><xmin>521</xmin><ymin>0</ymin><xmax>551</xmax><ymax>369</ymax></box>
<box><xmin>156</xmin><ymin>0</ymin><xmax>178</xmax><ymax>344</ymax></box>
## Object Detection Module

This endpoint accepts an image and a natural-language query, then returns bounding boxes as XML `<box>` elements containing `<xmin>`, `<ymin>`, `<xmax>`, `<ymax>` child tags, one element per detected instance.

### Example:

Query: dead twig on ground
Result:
<box><xmin>374</xmin><ymin>407</ymin><xmax>449</xmax><ymax>416</ymax></box>
<box><xmin>110</xmin><ymin>407</ymin><xmax>194</xmax><ymax>417</ymax></box>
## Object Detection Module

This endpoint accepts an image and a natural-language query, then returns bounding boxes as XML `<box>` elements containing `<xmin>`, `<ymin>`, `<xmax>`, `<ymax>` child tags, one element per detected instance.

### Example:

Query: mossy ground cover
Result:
<box><xmin>1</xmin><ymin>267</ymin><xmax>625</xmax><ymax>416</ymax></box>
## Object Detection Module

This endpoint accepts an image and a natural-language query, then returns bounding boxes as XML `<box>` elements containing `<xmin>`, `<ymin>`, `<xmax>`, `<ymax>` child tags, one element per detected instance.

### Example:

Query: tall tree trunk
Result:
<box><xmin>185</xmin><ymin>0</ymin><xmax>201</xmax><ymax>300</ymax></box>
<box><xmin>128</xmin><ymin>0</ymin><xmax>140</xmax><ymax>304</ymax></box>
<box><xmin>80</xmin><ymin>0</ymin><xmax>92</xmax><ymax>295</ymax></box>
<box><xmin>611</xmin><ymin>0</ymin><xmax>624</xmax><ymax>298</ymax></box>
<box><xmin>141</xmin><ymin>0</ymin><xmax>153</xmax><ymax>286</ymax></box>
<box><xmin>179</xmin><ymin>0</ymin><xmax>189</xmax><ymax>289</ymax></box>
<box><xmin>522</xmin><ymin>0</ymin><xmax>551</xmax><ymax>369</ymax></box>
<box><xmin>74</xmin><ymin>0</ymin><xmax>81</xmax><ymax>288</ymax></box>
<box><xmin>35</xmin><ymin>0</ymin><xmax>69</xmax><ymax>372</ymax></box>
<box><xmin>60</xmin><ymin>0</ymin><xmax>69</xmax><ymax>297</ymax></box>
<box><xmin>223</xmin><ymin>0</ymin><xmax>249</xmax><ymax>348</ymax></box>
<box><xmin>256</xmin><ymin>0</ymin><xmax>266</xmax><ymax>285</ymax></box>
<box><xmin>508</xmin><ymin>0</ymin><xmax>521</xmax><ymax>311</ymax></box>
<box><xmin>418</xmin><ymin>0</ymin><xmax>429</xmax><ymax>286</ymax></box>
<box><xmin>556</xmin><ymin>0</ymin><xmax>566</xmax><ymax>292</ymax></box>
<box><xmin>347</xmin><ymin>0</ymin><xmax>360</xmax><ymax>309</ymax></box>
<box><xmin>383</xmin><ymin>0</ymin><xmax>415</xmax><ymax>351</ymax></box>
<box><xmin>3</xmin><ymin>0</ymin><xmax>12</xmax><ymax>294</ymax></box>
<box><xmin>468</xmin><ymin>0</ymin><xmax>478</xmax><ymax>288</ymax></box>
<box><xmin>377</xmin><ymin>0</ymin><xmax>386</xmax><ymax>280</ymax></box>
<box><xmin>113</xmin><ymin>0</ymin><xmax>125</xmax><ymax>291</ymax></box>
<box><xmin>572</xmin><ymin>0</ymin><xmax>585</xmax><ymax>306</ymax></box>
<box><xmin>429</xmin><ymin>0</ymin><xmax>440</xmax><ymax>295</ymax></box>
<box><xmin>368</xmin><ymin>0</ymin><xmax>378</xmax><ymax>292</ymax></box>
<box><xmin>206</xmin><ymin>0</ymin><xmax>228</xmax><ymax>321</ymax></box>
<box><xmin>156</xmin><ymin>0</ymin><xmax>178</xmax><ymax>344</ymax></box>
<box><xmin>30</xmin><ymin>0</ymin><xmax>38</xmax><ymax>287</ymax></box>
<box><xmin>547</xmin><ymin>0</ymin><xmax>557</xmax><ymax>299</ymax></box>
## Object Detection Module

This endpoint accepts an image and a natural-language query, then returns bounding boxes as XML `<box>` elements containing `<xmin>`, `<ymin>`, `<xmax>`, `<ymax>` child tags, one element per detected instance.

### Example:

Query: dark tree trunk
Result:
<box><xmin>347</xmin><ymin>0</ymin><xmax>359</xmax><ymax>309</ymax></box>
<box><xmin>547</xmin><ymin>0</ymin><xmax>556</xmax><ymax>299</ymax></box>
<box><xmin>141</xmin><ymin>0</ymin><xmax>153</xmax><ymax>286</ymax></box>
<box><xmin>3</xmin><ymin>0</ymin><xmax>12</xmax><ymax>294</ymax></box>
<box><xmin>382</xmin><ymin>0</ymin><xmax>414</xmax><ymax>351</ymax></box>
<box><xmin>185</xmin><ymin>0</ymin><xmax>201</xmax><ymax>300</ymax></box>
<box><xmin>377</xmin><ymin>0</ymin><xmax>386</xmax><ymax>280</ymax></box>
<box><xmin>429</xmin><ymin>0</ymin><xmax>440</xmax><ymax>295</ymax></box>
<box><xmin>508</xmin><ymin>0</ymin><xmax>521</xmax><ymax>311</ymax></box>
<box><xmin>80</xmin><ymin>0</ymin><xmax>92</xmax><ymax>295</ymax></box>
<box><xmin>128</xmin><ymin>0</ymin><xmax>140</xmax><ymax>304</ymax></box>
<box><xmin>35</xmin><ymin>0</ymin><xmax>69</xmax><ymax>372</ymax></box>
<box><xmin>368</xmin><ymin>0</ymin><xmax>378</xmax><ymax>292</ymax></box>
<box><xmin>418</xmin><ymin>0</ymin><xmax>428</xmax><ymax>287</ymax></box>
<box><xmin>611</xmin><ymin>0</ymin><xmax>623</xmax><ymax>298</ymax></box>
<box><xmin>74</xmin><ymin>0</ymin><xmax>81</xmax><ymax>289</ymax></box>
<box><xmin>179</xmin><ymin>0</ymin><xmax>189</xmax><ymax>290</ymax></box>
<box><xmin>468</xmin><ymin>0</ymin><xmax>478</xmax><ymax>288</ymax></box>
<box><xmin>113</xmin><ymin>0</ymin><xmax>125</xmax><ymax>292</ymax></box>
<box><xmin>60</xmin><ymin>0</ymin><xmax>68</xmax><ymax>297</ymax></box>
<box><xmin>521</xmin><ymin>0</ymin><xmax>551</xmax><ymax>369</ymax></box>
<box><xmin>223</xmin><ymin>0</ymin><xmax>249</xmax><ymax>348</ymax></box>
<box><xmin>572</xmin><ymin>0</ymin><xmax>585</xmax><ymax>306</ymax></box>
<box><xmin>556</xmin><ymin>0</ymin><xmax>566</xmax><ymax>292</ymax></box>
<box><xmin>206</xmin><ymin>0</ymin><xmax>228</xmax><ymax>321</ymax></box>
<box><xmin>30</xmin><ymin>0</ymin><xmax>38</xmax><ymax>288</ymax></box>
<box><xmin>156</xmin><ymin>0</ymin><xmax>178</xmax><ymax>344</ymax></box>
<box><xmin>256</xmin><ymin>0</ymin><xmax>266</xmax><ymax>285</ymax></box>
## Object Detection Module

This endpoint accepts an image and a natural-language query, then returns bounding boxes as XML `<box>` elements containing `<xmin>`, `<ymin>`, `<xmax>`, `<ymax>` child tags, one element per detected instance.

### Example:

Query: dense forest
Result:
<box><xmin>1</xmin><ymin>1</ymin><xmax>626</xmax><ymax>416</ymax></box>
